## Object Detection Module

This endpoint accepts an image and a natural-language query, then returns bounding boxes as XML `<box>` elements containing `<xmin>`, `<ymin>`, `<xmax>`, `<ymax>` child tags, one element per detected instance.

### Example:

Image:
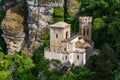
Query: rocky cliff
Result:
<box><xmin>1</xmin><ymin>0</ymin><xmax>64</xmax><ymax>54</ymax></box>
<box><xmin>0</xmin><ymin>0</ymin><xmax>79</xmax><ymax>54</ymax></box>
<box><xmin>0</xmin><ymin>0</ymin><xmax>25</xmax><ymax>54</ymax></box>
<box><xmin>26</xmin><ymin>0</ymin><xmax>63</xmax><ymax>53</ymax></box>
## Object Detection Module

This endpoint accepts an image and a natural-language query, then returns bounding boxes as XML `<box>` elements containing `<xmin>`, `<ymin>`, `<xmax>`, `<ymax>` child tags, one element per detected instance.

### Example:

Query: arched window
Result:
<box><xmin>66</xmin><ymin>56</ymin><xmax>67</xmax><ymax>60</ymax></box>
<box><xmin>77</xmin><ymin>55</ymin><xmax>79</xmax><ymax>59</ymax></box>
<box><xmin>66</xmin><ymin>31</ymin><xmax>68</xmax><ymax>39</ymax></box>
<box><xmin>56</xmin><ymin>34</ymin><xmax>58</xmax><ymax>38</ymax></box>
<box><xmin>64</xmin><ymin>48</ymin><xmax>66</xmax><ymax>51</ymax></box>
<box><xmin>87</xmin><ymin>29</ymin><xmax>89</xmax><ymax>36</ymax></box>
<box><xmin>83</xmin><ymin>28</ymin><xmax>85</xmax><ymax>36</ymax></box>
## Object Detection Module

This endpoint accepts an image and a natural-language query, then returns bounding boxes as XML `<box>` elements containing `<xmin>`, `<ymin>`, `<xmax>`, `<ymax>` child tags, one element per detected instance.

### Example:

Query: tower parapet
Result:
<box><xmin>79</xmin><ymin>16</ymin><xmax>92</xmax><ymax>41</ymax></box>
<box><xmin>79</xmin><ymin>16</ymin><xmax>92</xmax><ymax>23</ymax></box>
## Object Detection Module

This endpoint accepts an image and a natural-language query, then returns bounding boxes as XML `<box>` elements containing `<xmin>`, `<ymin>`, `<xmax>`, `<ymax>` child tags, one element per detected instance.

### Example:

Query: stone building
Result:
<box><xmin>44</xmin><ymin>16</ymin><xmax>98</xmax><ymax>67</ymax></box>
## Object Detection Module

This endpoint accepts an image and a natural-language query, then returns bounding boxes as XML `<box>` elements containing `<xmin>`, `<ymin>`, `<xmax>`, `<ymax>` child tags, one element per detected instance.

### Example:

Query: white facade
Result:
<box><xmin>44</xmin><ymin>48</ymin><xmax>86</xmax><ymax>66</ymax></box>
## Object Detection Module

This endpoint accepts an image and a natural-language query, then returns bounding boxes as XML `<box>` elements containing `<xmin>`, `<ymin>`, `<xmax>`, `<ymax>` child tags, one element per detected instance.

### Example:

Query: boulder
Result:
<box><xmin>1</xmin><ymin>8</ymin><xmax>25</xmax><ymax>54</ymax></box>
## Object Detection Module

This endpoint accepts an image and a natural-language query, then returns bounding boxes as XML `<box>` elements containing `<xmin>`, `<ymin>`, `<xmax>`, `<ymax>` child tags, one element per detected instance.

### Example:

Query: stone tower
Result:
<box><xmin>79</xmin><ymin>16</ymin><xmax>92</xmax><ymax>41</ymax></box>
<box><xmin>50</xmin><ymin>22</ymin><xmax>70</xmax><ymax>52</ymax></box>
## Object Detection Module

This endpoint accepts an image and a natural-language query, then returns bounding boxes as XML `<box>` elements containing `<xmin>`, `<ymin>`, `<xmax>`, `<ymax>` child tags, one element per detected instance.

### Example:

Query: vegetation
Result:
<box><xmin>78</xmin><ymin>0</ymin><xmax>120</xmax><ymax>79</ymax></box>
<box><xmin>0</xmin><ymin>49</ymin><xmax>36</xmax><ymax>80</ymax></box>
<box><xmin>16</xmin><ymin>1</ymin><xmax>28</xmax><ymax>18</ymax></box>
<box><xmin>0</xmin><ymin>0</ymin><xmax>6</xmax><ymax>52</ymax></box>
<box><xmin>53</xmin><ymin>7</ymin><xmax>64</xmax><ymax>23</ymax></box>
<box><xmin>0</xmin><ymin>0</ymin><xmax>120</xmax><ymax>80</ymax></box>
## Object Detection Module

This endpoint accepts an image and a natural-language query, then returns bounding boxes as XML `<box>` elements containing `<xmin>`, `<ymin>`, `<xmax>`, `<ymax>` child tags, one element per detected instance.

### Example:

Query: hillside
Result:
<box><xmin>0</xmin><ymin>0</ymin><xmax>120</xmax><ymax>80</ymax></box>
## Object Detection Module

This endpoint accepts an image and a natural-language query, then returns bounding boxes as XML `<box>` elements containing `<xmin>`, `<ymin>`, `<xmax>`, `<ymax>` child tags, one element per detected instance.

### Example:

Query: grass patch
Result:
<box><xmin>53</xmin><ymin>7</ymin><xmax>64</xmax><ymax>23</ymax></box>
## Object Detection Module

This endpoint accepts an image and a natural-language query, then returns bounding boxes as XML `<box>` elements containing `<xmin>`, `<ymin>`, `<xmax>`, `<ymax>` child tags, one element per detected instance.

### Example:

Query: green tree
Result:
<box><xmin>108</xmin><ymin>18</ymin><xmax>120</xmax><ymax>56</ymax></box>
<box><xmin>0</xmin><ymin>71</ymin><xmax>8</xmax><ymax>80</ymax></box>
<box><xmin>12</xmin><ymin>52</ymin><xmax>35</xmax><ymax>80</ymax></box>
<box><xmin>93</xmin><ymin>18</ymin><xmax>105</xmax><ymax>30</ymax></box>
<box><xmin>0</xmin><ymin>50</ymin><xmax>36</xmax><ymax>80</ymax></box>
<box><xmin>87</xmin><ymin>44</ymin><xmax>116</xmax><ymax>80</ymax></box>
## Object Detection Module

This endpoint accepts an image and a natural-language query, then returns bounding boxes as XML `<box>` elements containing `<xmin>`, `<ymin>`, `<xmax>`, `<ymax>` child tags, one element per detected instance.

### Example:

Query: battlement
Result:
<box><xmin>79</xmin><ymin>16</ymin><xmax>92</xmax><ymax>23</ymax></box>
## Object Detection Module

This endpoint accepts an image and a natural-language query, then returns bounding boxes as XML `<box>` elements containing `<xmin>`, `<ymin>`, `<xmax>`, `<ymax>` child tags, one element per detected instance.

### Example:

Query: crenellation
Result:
<box><xmin>79</xmin><ymin>16</ymin><xmax>92</xmax><ymax>23</ymax></box>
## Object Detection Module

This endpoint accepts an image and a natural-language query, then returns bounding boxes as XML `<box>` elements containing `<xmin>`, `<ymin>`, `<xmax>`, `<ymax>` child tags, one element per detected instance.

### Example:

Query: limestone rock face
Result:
<box><xmin>1</xmin><ymin>9</ymin><xmax>25</xmax><ymax>54</ymax></box>
<box><xmin>26</xmin><ymin>0</ymin><xmax>63</xmax><ymax>53</ymax></box>
<box><xmin>2</xmin><ymin>0</ymin><xmax>23</xmax><ymax>11</ymax></box>
<box><xmin>0</xmin><ymin>0</ymin><xmax>64</xmax><ymax>54</ymax></box>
